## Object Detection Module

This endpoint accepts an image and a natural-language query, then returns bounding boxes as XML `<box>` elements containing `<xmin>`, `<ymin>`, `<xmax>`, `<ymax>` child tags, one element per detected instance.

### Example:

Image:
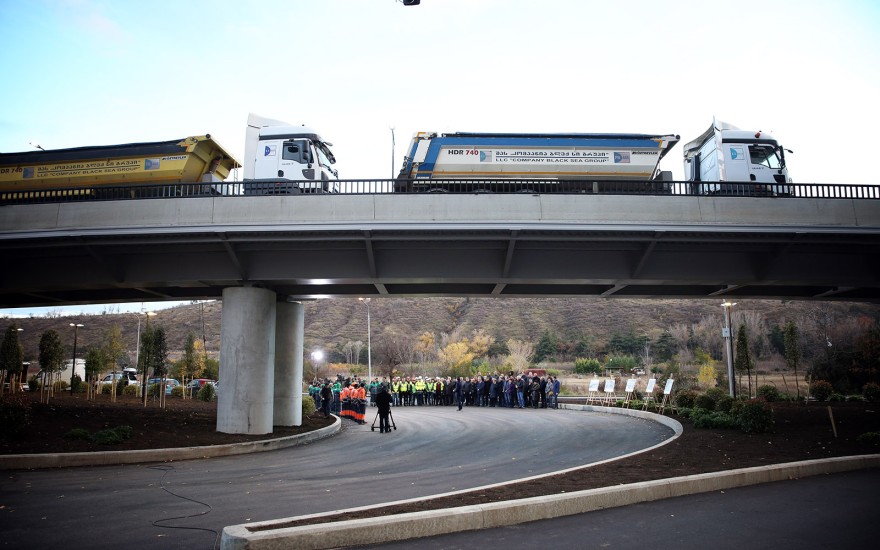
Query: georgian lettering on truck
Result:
<box><xmin>243</xmin><ymin>113</ymin><xmax>338</xmax><ymax>195</ymax></box>
<box><xmin>683</xmin><ymin>120</ymin><xmax>793</xmax><ymax>196</ymax></box>
<box><xmin>395</xmin><ymin>132</ymin><xmax>680</xmax><ymax>193</ymax></box>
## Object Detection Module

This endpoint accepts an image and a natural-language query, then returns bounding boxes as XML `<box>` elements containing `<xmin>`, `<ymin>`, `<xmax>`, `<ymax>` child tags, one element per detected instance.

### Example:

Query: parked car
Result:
<box><xmin>101</xmin><ymin>369</ymin><xmax>138</xmax><ymax>386</ymax></box>
<box><xmin>186</xmin><ymin>378</ymin><xmax>216</xmax><ymax>396</ymax></box>
<box><xmin>147</xmin><ymin>378</ymin><xmax>180</xmax><ymax>395</ymax></box>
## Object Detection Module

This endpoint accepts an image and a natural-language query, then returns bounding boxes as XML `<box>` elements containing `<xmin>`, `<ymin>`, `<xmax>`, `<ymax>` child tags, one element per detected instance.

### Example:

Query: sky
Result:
<box><xmin>1</xmin><ymin>0</ymin><xmax>879</xmax><ymax>317</ymax></box>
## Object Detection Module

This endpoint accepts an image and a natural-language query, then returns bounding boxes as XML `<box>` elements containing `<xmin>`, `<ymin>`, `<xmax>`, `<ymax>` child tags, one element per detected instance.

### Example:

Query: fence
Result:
<box><xmin>3</xmin><ymin>179</ymin><xmax>879</xmax><ymax>206</ymax></box>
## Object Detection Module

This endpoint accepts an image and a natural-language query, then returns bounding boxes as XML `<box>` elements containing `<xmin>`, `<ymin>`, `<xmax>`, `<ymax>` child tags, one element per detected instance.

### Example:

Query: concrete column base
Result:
<box><xmin>274</xmin><ymin>301</ymin><xmax>304</xmax><ymax>426</ymax></box>
<box><xmin>217</xmin><ymin>287</ymin><xmax>277</xmax><ymax>435</ymax></box>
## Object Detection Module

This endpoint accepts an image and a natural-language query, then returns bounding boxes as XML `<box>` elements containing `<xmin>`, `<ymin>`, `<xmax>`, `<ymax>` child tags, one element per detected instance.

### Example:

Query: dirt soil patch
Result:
<box><xmin>2</xmin><ymin>394</ymin><xmax>878</xmax><ymax>526</ymax></box>
<box><xmin>0</xmin><ymin>393</ymin><xmax>333</xmax><ymax>455</ymax></box>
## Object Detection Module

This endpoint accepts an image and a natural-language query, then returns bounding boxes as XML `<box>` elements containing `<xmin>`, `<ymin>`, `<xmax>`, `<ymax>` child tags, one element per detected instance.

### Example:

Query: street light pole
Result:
<box><xmin>69</xmin><ymin>323</ymin><xmax>83</xmax><ymax>390</ymax></box>
<box><xmin>311</xmin><ymin>350</ymin><xmax>324</xmax><ymax>380</ymax></box>
<box><xmin>721</xmin><ymin>301</ymin><xmax>737</xmax><ymax>398</ymax></box>
<box><xmin>359</xmin><ymin>298</ymin><xmax>372</xmax><ymax>387</ymax></box>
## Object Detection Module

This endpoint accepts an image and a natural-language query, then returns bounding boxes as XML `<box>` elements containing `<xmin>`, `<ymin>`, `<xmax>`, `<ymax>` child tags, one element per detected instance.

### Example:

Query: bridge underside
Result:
<box><xmin>2</xmin><ymin>226</ymin><xmax>879</xmax><ymax>307</ymax></box>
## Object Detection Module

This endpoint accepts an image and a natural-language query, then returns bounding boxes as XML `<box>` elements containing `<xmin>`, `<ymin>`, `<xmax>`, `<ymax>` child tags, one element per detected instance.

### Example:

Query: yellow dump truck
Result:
<box><xmin>0</xmin><ymin>135</ymin><xmax>240</xmax><ymax>200</ymax></box>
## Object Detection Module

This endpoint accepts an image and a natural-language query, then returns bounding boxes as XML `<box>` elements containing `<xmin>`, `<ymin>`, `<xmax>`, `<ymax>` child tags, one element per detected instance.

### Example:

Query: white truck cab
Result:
<box><xmin>243</xmin><ymin>113</ymin><xmax>338</xmax><ymax>194</ymax></box>
<box><xmin>683</xmin><ymin>120</ymin><xmax>792</xmax><ymax>196</ymax></box>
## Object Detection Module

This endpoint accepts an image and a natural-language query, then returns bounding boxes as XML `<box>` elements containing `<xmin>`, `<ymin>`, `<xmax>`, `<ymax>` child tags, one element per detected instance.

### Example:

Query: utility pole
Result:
<box><xmin>721</xmin><ymin>301</ymin><xmax>737</xmax><ymax>398</ymax></box>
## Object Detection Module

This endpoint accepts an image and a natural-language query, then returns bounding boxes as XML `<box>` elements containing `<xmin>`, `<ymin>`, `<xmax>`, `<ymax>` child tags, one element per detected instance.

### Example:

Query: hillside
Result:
<box><xmin>4</xmin><ymin>297</ymin><xmax>878</xmax><ymax>366</ymax></box>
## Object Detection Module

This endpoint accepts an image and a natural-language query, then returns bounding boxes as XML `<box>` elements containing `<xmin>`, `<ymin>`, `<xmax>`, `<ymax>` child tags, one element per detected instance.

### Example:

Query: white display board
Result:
<box><xmin>603</xmin><ymin>379</ymin><xmax>615</xmax><ymax>393</ymax></box>
<box><xmin>624</xmin><ymin>378</ymin><xmax>636</xmax><ymax>393</ymax></box>
<box><xmin>588</xmin><ymin>379</ymin><xmax>600</xmax><ymax>392</ymax></box>
<box><xmin>645</xmin><ymin>379</ymin><xmax>656</xmax><ymax>393</ymax></box>
<box><xmin>664</xmin><ymin>379</ymin><xmax>675</xmax><ymax>395</ymax></box>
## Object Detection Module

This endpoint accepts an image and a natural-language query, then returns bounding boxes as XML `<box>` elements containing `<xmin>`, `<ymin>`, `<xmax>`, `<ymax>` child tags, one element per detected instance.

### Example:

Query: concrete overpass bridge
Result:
<box><xmin>2</xmin><ymin>186</ymin><xmax>879</xmax><ymax>435</ymax></box>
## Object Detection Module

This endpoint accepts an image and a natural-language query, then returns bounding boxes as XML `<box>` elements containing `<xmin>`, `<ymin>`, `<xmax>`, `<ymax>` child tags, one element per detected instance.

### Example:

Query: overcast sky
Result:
<box><xmin>2</xmin><ymin>0</ymin><xmax>879</xmax><ymax>317</ymax></box>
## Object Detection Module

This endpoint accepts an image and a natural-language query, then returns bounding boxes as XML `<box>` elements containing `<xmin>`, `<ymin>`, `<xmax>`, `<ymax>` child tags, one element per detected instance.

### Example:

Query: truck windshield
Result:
<box><xmin>748</xmin><ymin>144</ymin><xmax>782</xmax><ymax>169</ymax></box>
<box><xmin>314</xmin><ymin>142</ymin><xmax>333</xmax><ymax>168</ymax></box>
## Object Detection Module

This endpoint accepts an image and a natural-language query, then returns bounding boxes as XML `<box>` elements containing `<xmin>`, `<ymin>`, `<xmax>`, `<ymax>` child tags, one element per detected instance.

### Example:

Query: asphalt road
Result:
<box><xmin>0</xmin><ymin>406</ymin><xmax>673</xmax><ymax>549</ymax></box>
<box><xmin>357</xmin><ymin>469</ymin><xmax>878</xmax><ymax>550</ymax></box>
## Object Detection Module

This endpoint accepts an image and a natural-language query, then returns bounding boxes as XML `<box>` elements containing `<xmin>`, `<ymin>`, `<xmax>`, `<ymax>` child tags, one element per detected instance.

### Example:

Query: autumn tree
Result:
<box><xmin>180</xmin><ymin>332</ymin><xmax>197</xmax><ymax>383</ymax></box>
<box><xmin>465</xmin><ymin>329</ymin><xmax>494</xmax><ymax>359</ymax></box>
<box><xmin>438</xmin><ymin>341</ymin><xmax>474</xmax><ymax>378</ymax></box>
<box><xmin>84</xmin><ymin>347</ymin><xmax>104</xmax><ymax>400</ymax></box>
<box><xmin>0</xmin><ymin>324</ymin><xmax>24</xmax><ymax>394</ymax></box>
<box><xmin>414</xmin><ymin>332</ymin><xmax>436</xmax><ymax>371</ymax></box>
<box><xmin>38</xmin><ymin>330</ymin><xmax>65</xmax><ymax>400</ymax></box>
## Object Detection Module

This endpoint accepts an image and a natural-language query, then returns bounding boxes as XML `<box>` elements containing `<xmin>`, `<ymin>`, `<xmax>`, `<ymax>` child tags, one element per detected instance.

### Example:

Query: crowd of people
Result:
<box><xmin>308</xmin><ymin>372</ymin><xmax>561</xmax><ymax>423</ymax></box>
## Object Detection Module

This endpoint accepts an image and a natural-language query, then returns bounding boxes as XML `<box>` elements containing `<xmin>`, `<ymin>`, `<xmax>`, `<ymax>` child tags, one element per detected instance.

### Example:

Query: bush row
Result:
<box><xmin>63</xmin><ymin>425</ymin><xmax>133</xmax><ymax>445</ymax></box>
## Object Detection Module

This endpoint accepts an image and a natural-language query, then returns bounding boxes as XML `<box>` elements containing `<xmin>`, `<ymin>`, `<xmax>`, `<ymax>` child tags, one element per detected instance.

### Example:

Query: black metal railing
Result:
<box><xmin>2</xmin><ymin>179</ymin><xmax>879</xmax><ymax>205</ymax></box>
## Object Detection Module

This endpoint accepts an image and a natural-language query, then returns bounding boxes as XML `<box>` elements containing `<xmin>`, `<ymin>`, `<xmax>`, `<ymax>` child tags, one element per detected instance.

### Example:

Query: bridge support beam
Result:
<box><xmin>217</xmin><ymin>286</ymin><xmax>277</xmax><ymax>435</ymax></box>
<box><xmin>274</xmin><ymin>301</ymin><xmax>304</xmax><ymax>427</ymax></box>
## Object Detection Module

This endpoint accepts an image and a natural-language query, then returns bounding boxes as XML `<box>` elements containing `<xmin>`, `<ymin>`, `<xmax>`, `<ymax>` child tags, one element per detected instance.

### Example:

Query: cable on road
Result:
<box><xmin>147</xmin><ymin>464</ymin><xmax>221</xmax><ymax>550</ymax></box>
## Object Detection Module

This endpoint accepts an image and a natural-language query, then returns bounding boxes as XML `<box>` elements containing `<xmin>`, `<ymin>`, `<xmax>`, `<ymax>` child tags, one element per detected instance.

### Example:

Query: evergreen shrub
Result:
<box><xmin>0</xmin><ymin>395</ymin><xmax>31</xmax><ymax>439</ymax></box>
<box><xmin>197</xmin><ymin>383</ymin><xmax>216</xmax><ymax>402</ymax></box>
<box><xmin>862</xmin><ymin>383</ymin><xmax>880</xmax><ymax>403</ymax></box>
<box><xmin>756</xmin><ymin>385</ymin><xmax>781</xmax><ymax>402</ymax></box>
<box><xmin>302</xmin><ymin>396</ymin><xmax>316</xmax><ymax>416</ymax></box>
<box><xmin>693</xmin><ymin>393</ymin><xmax>716</xmax><ymax>411</ymax></box>
<box><xmin>810</xmin><ymin>380</ymin><xmax>833</xmax><ymax>401</ymax></box>
<box><xmin>675</xmin><ymin>390</ymin><xmax>697</xmax><ymax>409</ymax></box>
<box><xmin>733</xmin><ymin>399</ymin><xmax>774</xmax><ymax>434</ymax></box>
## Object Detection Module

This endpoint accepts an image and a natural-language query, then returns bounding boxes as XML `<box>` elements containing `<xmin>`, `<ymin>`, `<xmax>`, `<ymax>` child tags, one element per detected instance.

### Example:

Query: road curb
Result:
<box><xmin>221</xmin><ymin>454</ymin><xmax>880</xmax><ymax>550</ymax></box>
<box><xmin>0</xmin><ymin>415</ymin><xmax>341</xmax><ymax>470</ymax></box>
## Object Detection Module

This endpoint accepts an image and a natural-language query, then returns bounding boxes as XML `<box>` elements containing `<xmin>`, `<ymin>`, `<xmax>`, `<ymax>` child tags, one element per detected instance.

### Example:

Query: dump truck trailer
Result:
<box><xmin>0</xmin><ymin>135</ymin><xmax>240</xmax><ymax>200</ymax></box>
<box><xmin>395</xmin><ymin>132</ymin><xmax>681</xmax><ymax>192</ymax></box>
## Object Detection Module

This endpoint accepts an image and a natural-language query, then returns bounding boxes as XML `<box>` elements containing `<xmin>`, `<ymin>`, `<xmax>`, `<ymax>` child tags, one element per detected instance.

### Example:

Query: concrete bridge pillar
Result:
<box><xmin>217</xmin><ymin>286</ymin><xmax>277</xmax><ymax>435</ymax></box>
<box><xmin>274</xmin><ymin>301</ymin><xmax>304</xmax><ymax>426</ymax></box>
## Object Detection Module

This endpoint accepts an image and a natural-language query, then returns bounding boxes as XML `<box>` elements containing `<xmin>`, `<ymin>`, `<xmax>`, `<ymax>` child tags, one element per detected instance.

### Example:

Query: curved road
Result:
<box><xmin>0</xmin><ymin>407</ymin><xmax>673</xmax><ymax>549</ymax></box>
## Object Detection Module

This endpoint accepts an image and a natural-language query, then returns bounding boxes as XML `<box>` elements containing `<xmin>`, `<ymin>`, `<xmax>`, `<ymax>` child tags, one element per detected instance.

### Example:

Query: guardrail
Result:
<box><xmin>2</xmin><ymin>179</ymin><xmax>879</xmax><ymax>205</ymax></box>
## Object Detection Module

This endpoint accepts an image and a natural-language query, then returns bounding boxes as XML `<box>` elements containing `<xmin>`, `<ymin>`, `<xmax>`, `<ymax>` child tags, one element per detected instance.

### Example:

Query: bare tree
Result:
<box><xmin>690</xmin><ymin>315</ymin><xmax>724</xmax><ymax>360</ymax></box>
<box><xmin>373</xmin><ymin>329</ymin><xmax>414</xmax><ymax>379</ymax></box>
<box><xmin>505</xmin><ymin>339</ymin><xmax>534</xmax><ymax>374</ymax></box>
<box><xmin>667</xmin><ymin>323</ymin><xmax>693</xmax><ymax>363</ymax></box>
<box><xmin>351</xmin><ymin>340</ymin><xmax>364</xmax><ymax>367</ymax></box>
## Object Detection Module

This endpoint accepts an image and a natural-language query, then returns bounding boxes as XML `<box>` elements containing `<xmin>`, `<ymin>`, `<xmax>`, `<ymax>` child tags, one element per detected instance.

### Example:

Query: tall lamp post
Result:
<box><xmin>69</xmin><ymin>323</ymin><xmax>84</xmax><ymax>389</ymax></box>
<box><xmin>358</xmin><ymin>297</ymin><xmax>372</xmax><ymax>386</ymax></box>
<box><xmin>311</xmin><ymin>350</ymin><xmax>324</xmax><ymax>380</ymax></box>
<box><xmin>721</xmin><ymin>301</ymin><xmax>737</xmax><ymax>398</ymax></box>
